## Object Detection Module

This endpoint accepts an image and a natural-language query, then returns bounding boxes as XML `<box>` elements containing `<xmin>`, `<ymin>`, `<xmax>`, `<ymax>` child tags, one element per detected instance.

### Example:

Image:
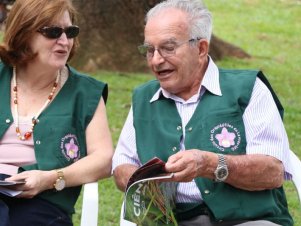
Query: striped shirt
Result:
<box><xmin>112</xmin><ymin>57</ymin><xmax>292</xmax><ymax>203</ymax></box>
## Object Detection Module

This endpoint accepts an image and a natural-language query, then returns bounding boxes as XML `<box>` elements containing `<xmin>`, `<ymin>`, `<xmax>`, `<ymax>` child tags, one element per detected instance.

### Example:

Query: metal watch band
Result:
<box><xmin>54</xmin><ymin>169</ymin><xmax>65</xmax><ymax>191</ymax></box>
<box><xmin>218</xmin><ymin>154</ymin><xmax>226</xmax><ymax>166</ymax></box>
<box><xmin>214</xmin><ymin>154</ymin><xmax>229</xmax><ymax>182</ymax></box>
<box><xmin>56</xmin><ymin>169</ymin><xmax>64</xmax><ymax>179</ymax></box>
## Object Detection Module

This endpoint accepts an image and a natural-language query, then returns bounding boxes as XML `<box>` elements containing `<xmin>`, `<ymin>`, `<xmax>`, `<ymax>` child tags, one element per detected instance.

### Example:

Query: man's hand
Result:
<box><xmin>165</xmin><ymin>149</ymin><xmax>216</xmax><ymax>182</ymax></box>
<box><xmin>113</xmin><ymin>164</ymin><xmax>138</xmax><ymax>191</ymax></box>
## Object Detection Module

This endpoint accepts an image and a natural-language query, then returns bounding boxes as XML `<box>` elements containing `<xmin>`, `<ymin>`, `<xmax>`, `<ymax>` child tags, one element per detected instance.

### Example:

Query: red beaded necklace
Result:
<box><xmin>12</xmin><ymin>67</ymin><xmax>61</xmax><ymax>141</ymax></box>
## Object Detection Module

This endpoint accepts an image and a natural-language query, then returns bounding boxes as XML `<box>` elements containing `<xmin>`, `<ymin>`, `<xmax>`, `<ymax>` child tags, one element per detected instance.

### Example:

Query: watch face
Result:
<box><xmin>217</xmin><ymin>168</ymin><xmax>228</xmax><ymax>178</ymax></box>
<box><xmin>55</xmin><ymin>179</ymin><xmax>66</xmax><ymax>191</ymax></box>
<box><xmin>217</xmin><ymin>168</ymin><xmax>228</xmax><ymax>179</ymax></box>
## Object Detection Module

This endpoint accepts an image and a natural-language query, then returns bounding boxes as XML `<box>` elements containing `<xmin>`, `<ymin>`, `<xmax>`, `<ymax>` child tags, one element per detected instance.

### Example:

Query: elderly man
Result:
<box><xmin>113</xmin><ymin>0</ymin><xmax>293</xmax><ymax>225</ymax></box>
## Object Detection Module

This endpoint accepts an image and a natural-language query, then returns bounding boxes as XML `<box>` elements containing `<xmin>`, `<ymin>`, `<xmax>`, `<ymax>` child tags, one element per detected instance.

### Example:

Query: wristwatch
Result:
<box><xmin>214</xmin><ymin>154</ymin><xmax>229</xmax><ymax>182</ymax></box>
<box><xmin>54</xmin><ymin>169</ymin><xmax>66</xmax><ymax>191</ymax></box>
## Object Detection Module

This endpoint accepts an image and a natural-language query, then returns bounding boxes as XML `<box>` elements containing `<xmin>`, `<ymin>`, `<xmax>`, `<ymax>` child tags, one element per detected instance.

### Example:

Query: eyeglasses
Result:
<box><xmin>138</xmin><ymin>37</ymin><xmax>201</xmax><ymax>59</ymax></box>
<box><xmin>37</xmin><ymin>25</ymin><xmax>80</xmax><ymax>39</ymax></box>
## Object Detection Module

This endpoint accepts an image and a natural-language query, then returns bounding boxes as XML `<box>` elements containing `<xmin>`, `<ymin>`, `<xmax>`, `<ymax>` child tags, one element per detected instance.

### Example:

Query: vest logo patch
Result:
<box><xmin>61</xmin><ymin>134</ymin><xmax>80</xmax><ymax>161</ymax></box>
<box><xmin>210</xmin><ymin>123</ymin><xmax>241</xmax><ymax>152</ymax></box>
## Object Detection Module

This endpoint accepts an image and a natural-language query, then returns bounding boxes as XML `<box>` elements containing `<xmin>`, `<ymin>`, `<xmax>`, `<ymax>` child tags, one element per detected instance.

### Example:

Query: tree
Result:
<box><xmin>72</xmin><ymin>0</ymin><xmax>250</xmax><ymax>72</ymax></box>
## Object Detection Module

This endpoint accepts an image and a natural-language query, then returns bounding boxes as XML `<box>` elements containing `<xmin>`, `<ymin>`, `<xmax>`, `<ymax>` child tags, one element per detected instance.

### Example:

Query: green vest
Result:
<box><xmin>0</xmin><ymin>63</ymin><xmax>108</xmax><ymax>215</ymax></box>
<box><xmin>133</xmin><ymin>69</ymin><xmax>292</xmax><ymax>225</ymax></box>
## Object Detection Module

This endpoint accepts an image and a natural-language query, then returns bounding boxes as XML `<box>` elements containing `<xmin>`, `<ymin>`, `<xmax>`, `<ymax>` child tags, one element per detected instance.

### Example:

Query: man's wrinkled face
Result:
<box><xmin>144</xmin><ymin>8</ymin><xmax>204</xmax><ymax>100</ymax></box>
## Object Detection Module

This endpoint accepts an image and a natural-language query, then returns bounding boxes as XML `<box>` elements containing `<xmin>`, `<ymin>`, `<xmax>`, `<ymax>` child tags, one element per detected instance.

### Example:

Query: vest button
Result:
<box><xmin>172</xmin><ymin>147</ymin><xmax>177</xmax><ymax>152</ymax></box>
<box><xmin>5</xmin><ymin>119</ymin><xmax>11</xmax><ymax>123</ymax></box>
<box><xmin>188</xmin><ymin>127</ymin><xmax>193</xmax><ymax>131</ymax></box>
<box><xmin>204</xmin><ymin>190</ymin><xmax>210</xmax><ymax>194</ymax></box>
<box><xmin>36</xmin><ymin>140</ymin><xmax>41</xmax><ymax>145</ymax></box>
<box><xmin>176</xmin><ymin>126</ymin><xmax>182</xmax><ymax>131</ymax></box>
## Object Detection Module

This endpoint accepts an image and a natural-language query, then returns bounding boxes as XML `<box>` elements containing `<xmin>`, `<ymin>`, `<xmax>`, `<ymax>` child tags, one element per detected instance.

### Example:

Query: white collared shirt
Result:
<box><xmin>113</xmin><ymin>57</ymin><xmax>292</xmax><ymax>203</ymax></box>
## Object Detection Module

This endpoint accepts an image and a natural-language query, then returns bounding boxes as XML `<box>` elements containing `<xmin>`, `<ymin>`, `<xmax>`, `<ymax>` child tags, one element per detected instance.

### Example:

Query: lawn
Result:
<box><xmin>70</xmin><ymin>0</ymin><xmax>301</xmax><ymax>225</ymax></box>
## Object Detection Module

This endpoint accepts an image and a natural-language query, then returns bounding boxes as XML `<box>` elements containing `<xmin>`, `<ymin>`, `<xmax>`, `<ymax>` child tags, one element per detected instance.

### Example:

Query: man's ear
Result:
<box><xmin>198</xmin><ymin>39</ymin><xmax>209</xmax><ymax>58</ymax></box>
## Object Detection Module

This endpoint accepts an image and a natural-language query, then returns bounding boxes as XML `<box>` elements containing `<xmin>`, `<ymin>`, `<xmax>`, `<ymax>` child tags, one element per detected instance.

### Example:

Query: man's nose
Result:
<box><xmin>150</xmin><ymin>49</ymin><xmax>165</xmax><ymax>65</ymax></box>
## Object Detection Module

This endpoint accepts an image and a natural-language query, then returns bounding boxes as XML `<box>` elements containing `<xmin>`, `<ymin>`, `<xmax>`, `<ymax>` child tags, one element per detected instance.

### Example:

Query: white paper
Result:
<box><xmin>0</xmin><ymin>180</ymin><xmax>24</xmax><ymax>197</ymax></box>
<box><xmin>0</xmin><ymin>186</ymin><xmax>22</xmax><ymax>197</ymax></box>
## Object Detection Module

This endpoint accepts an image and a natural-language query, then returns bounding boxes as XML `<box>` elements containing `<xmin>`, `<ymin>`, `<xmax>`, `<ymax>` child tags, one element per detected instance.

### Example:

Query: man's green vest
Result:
<box><xmin>0</xmin><ymin>63</ymin><xmax>108</xmax><ymax>215</ymax></box>
<box><xmin>133</xmin><ymin>69</ymin><xmax>293</xmax><ymax>225</ymax></box>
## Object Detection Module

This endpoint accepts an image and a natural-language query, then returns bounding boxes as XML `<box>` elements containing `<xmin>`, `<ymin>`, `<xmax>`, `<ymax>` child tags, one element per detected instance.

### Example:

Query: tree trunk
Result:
<box><xmin>72</xmin><ymin>0</ymin><xmax>250</xmax><ymax>72</ymax></box>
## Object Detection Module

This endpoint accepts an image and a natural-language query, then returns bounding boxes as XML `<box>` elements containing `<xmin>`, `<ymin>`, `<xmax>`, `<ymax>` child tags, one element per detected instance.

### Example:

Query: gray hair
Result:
<box><xmin>146</xmin><ymin>0</ymin><xmax>213</xmax><ymax>42</ymax></box>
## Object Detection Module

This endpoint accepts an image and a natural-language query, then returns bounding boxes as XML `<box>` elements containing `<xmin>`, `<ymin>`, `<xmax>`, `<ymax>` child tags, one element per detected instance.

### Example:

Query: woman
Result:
<box><xmin>0</xmin><ymin>0</ymin><xmax>113</xmax><ymax>225</ymax></box>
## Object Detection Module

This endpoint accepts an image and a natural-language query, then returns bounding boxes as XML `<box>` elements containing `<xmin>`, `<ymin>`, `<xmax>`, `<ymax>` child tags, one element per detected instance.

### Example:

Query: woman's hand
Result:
<box><xmin>5</xmin><ymin>170</ymin><xmax>56</xmax><ymax>198</ymax></box>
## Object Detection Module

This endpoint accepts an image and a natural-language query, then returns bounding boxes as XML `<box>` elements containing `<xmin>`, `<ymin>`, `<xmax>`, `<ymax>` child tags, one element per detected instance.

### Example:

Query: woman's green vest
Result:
<box><xmin>0</xmin><ymin>63</ymin><xmax>108</xmax><ymax>215</ymax></box>
<box><xmin>132</xmin><ymin>69</ymin><xmax>292</xmax><ymax>225</ymax></box>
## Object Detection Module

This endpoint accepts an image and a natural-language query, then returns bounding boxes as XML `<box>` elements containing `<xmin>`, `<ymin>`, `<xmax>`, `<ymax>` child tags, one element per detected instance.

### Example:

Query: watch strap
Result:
<box><xmin>54</xmin><ymin>169</ymin><xmax>65</xmax><ymax>191</ymax></box>
<box><xmin>214</xmin><ymin>154</ymin><xmax>229</xmax><ymax>182</ymax></box>
<box><xmin>56</xmin><ymin>169</ymin><xmax>64</xmax><ymax>179</ymax></box>
<box><xmin>218</xmin><ymin>154</ymin><xmax>227</xmax><ymax>166</ymax></box>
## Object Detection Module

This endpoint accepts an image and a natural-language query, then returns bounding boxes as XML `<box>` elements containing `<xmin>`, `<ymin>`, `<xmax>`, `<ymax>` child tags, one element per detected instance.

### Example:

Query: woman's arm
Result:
<box><xmin>7</xmin><ymin>97</ymin><xmax>114</xmax><ymax>198</ymax></box>
<box><xmin>60</xmin><ymin>97</ymin><xmax>114</xmax><ymax>186</ymax></box>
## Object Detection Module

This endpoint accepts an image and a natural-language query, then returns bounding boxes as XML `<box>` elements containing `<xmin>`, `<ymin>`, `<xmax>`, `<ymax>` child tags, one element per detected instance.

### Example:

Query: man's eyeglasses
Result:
<box><xmin>37</xmin><ymin>25</ymin><xmax>80</xmax><ymax>39</ymax></box>
<box><xmin>138</xmin><ymin>37</ymin><xmax>201</xmax><ymax>59</ymax></box>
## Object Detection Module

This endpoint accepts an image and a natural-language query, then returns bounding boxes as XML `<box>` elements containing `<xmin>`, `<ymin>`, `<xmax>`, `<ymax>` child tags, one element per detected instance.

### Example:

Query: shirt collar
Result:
<box><xmin>150</xmin><ymin>56</ymin><xmax>222</xmax><ymax>103</ymax></box>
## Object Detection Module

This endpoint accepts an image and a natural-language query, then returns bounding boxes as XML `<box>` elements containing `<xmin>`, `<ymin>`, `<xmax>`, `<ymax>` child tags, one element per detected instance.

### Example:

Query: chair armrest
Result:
<box><xmin>290</xmin><ymin>150</ymin><xmax>301</xmax><ymax>202</ymax></box>
<box><xmin>80</xmin><ymin>182</ymin><xmax>99</xmax><ymax>226</ymax></box>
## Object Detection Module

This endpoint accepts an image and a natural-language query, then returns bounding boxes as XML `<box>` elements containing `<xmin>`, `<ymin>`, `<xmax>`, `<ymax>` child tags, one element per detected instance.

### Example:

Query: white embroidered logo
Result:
<box><xmin>60</xmin><ymin>134</ymin><xmax>80</xmax><ymax>161</ymax></box>
<box><xmin>210</xmin><ymin>123</ymin><xmax>241</xmax><ymax>152</ymax></box>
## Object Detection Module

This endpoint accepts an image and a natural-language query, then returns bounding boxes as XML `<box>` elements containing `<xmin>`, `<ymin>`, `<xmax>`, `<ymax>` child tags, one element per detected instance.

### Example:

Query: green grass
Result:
<box><xmin>71</xmin><ymin>0</ymin><xmax>301</xmax><ymax>225</ymax></box>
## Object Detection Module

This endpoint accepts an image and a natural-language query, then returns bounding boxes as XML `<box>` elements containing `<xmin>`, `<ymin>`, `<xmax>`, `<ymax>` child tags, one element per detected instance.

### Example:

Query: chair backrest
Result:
<box><xmin>80</xmin><ymin>182</ymin><xmax>99</xmax><ymax>226</ymax></box>
<box><xmin>290</xmin><ymin>150</ymin><xmax>301</xmax><ymax>203</ymax></box>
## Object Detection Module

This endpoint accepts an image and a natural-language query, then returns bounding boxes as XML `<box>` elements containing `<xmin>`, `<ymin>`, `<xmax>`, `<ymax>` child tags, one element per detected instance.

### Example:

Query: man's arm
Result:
<box><xmin>165</xmin><ymin>150</ymin><xmax>284</xmax><ymax>191</ymax></box>
<box><xmin>226</xmin><ymin>153</ymin><xmax>284</xmax><ymax>190</ymax></box>
<box><xmin>112</xmin><ymin>107</ymin><xmax>141</xmax><ymax>191</ymax></box>
<box><xmin>113</xmin><ymin>164</ymin><xmax>138</xmax><ymax>191</ymax></box>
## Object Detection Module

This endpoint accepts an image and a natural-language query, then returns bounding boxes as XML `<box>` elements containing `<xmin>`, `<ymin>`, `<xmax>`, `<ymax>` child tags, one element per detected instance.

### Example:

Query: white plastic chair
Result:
<box><xmin>290</xmin><ymin>150</ymin><xmax>301</xmax><ymax>203</ymax></box>
<box><xmin>80</xmin><ymin>182</ymin><xmax>99</xmax><ymax>226</ymax></box>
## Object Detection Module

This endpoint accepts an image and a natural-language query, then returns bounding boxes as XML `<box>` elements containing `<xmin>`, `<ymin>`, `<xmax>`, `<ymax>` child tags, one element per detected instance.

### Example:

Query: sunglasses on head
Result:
<box><xmin>37</xmin><ymin>25</ymin><xmax>79</xmax><ymax>39</ymax></box>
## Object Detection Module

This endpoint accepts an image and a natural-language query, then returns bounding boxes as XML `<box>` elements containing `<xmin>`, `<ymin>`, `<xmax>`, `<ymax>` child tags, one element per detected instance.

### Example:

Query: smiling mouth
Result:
<box><xmin>157</xmin><ymin>69</ymin><xmax>174</xmax><ymax>77</ymax></box>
